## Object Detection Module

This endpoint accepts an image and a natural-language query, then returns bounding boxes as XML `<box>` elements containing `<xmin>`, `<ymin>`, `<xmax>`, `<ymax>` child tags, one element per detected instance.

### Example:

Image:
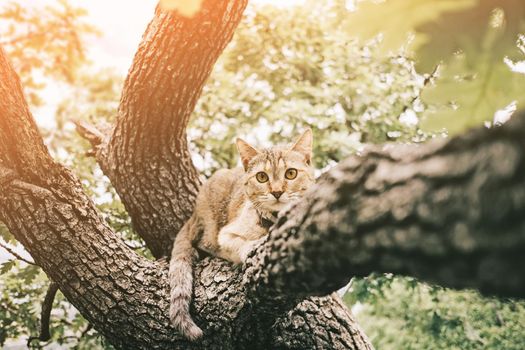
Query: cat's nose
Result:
<box><xmin>271</xmin><ymin>191</ymin><xmax>284</xmax><ymax>199</ymax></box>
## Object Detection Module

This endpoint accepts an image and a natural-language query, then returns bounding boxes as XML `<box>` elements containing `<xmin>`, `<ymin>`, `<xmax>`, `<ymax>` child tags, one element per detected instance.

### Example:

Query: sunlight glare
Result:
<box><xmin>253</xmin><ymin>0</ymin><xmax>305</xmax><ymax>7</ymax></box>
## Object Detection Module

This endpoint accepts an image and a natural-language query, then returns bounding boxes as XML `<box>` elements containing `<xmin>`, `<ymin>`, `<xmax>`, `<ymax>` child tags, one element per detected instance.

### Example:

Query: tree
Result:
<box><xmin>0</xmin><ymin>1</ymin><xmax>524</xmax><ymax>349</ymax></box>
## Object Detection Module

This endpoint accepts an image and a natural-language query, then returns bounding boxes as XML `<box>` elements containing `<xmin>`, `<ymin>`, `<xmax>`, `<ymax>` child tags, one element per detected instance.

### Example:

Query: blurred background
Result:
<box><xmin>0</xmin><ymin>0</ymin><xmax>524</xmax><ymax>348</ymax></box>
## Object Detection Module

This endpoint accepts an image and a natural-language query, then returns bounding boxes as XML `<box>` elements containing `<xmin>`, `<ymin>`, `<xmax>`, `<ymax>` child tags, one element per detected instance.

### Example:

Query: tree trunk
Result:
<box><xmin>1</xmin><ymin>0</ymin><xmax>524</xmax><ymax>349</ymax></box>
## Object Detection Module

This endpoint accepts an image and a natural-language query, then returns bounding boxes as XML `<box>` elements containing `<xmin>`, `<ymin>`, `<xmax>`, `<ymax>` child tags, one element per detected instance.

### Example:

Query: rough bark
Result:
<box><xmin>244</xmin><ymin>115</ymin><xmax>525</xmax><ymax>299</ymax></box>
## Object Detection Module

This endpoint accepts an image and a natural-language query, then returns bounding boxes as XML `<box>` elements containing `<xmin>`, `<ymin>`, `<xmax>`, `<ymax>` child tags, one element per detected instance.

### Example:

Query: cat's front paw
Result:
<box><xmin>239</xmin><ymin>245</ymin><xmax>253</xmax><ymax>263</ymax></box>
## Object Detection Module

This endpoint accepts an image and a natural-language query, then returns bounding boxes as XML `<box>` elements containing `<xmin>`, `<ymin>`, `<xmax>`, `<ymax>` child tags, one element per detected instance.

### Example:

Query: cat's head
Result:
<box><xmin>236</xmin><ymin>129</ymin><xmax>315</xmax><ymax>214</ymax></box>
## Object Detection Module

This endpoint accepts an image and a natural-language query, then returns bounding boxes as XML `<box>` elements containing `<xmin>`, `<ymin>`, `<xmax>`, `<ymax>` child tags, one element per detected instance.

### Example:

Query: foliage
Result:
<box><xmin>0</xmin><ymin>0</ymin><xmax>99</xmax><ymax>106</ymax></box>
<box><xmin>190</xmin><ymin>2</ymin><xmax>434</xmax><ymax>176</ymax></box>
<box><xmin>345</xmin><ymin>276</ymin><xmax>525</xmax><ymax>350</ymax></box>
<box><xmin>0</xmin><ymin>260</ymin><xmax>109</xmax><ymax>348</ymax></box>
<box><xmin>345</xmin><ymin>0</ymin><xmax>525</xmax><ymax>134</ymax></box>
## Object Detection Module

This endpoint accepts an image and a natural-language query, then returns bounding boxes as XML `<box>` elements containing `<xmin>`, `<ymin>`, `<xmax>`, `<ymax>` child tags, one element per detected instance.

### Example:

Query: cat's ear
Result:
<box><xmin>236</xmin><ymin>138</ymin><xmax>260</xmax><ymax>170</ymax></box>
<box><xmin>290</xmin><ymin>128</ymin><xmax>313</xmax><ymax>165</ymax></box>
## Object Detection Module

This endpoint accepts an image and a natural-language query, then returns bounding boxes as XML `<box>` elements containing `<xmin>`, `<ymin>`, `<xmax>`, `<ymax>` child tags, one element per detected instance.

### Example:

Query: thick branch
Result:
<box><xmin>0</xmin><ymin>48</ymin><xmax>55</xmax><ymax>181</ymax></box>
<box><xmin>84</xmin><ymin>1</ymin><xmax>249</xmax><ymax>258</ymax></box>
<box><xmin>245</xmin><ymin>113</ymin><xmax>525</xmax><ymax>299</ymax></box>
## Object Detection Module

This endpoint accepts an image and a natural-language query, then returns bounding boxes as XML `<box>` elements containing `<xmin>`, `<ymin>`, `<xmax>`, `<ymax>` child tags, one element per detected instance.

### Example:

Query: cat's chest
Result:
<box><xmin>232</xmin><ymin>203</ymin><xmax>268</xmax><ymax>239</ymax></box>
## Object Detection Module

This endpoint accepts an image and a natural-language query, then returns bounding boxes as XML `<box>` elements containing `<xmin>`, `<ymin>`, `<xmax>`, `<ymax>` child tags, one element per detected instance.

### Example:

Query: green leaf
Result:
<box><xmin>19</xmin><ymin>265</ymin><xmax>41</xmax><ymax>284</ymax></box>
<box><xmin>345</xmin><ymin>0</ymin><xmax>478</xmax><ymax>58</ymax></box>
<box><xmin>421</xmin><ymin>48</ymin><xmax>525</xmax><ymax>134</ymax></box>
<box><xmin>0</xmin><ymin>224</ymin><xmax>14</xmax><ymax>243</ymax></box>
<box><xmin>414</xmin><ymin>0</ymin><xmax>525</xmax><ymax>71</ymax></box>
<box><xmin>0</xmin><ymin>260</ymin><xmax>16</xmax><ymax>275</ymax></box>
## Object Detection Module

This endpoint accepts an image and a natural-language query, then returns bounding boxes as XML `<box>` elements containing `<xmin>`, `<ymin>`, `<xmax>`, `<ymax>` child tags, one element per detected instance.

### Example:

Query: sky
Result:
<box><xmin>83</xmin><ymin>0</ymin><xmax>157</xmax><ymax>72</ymax></box>
<box><xmin>83</xmin><ymin>0</ymin><xmax>304</xmax><ymax>70</ymax></box>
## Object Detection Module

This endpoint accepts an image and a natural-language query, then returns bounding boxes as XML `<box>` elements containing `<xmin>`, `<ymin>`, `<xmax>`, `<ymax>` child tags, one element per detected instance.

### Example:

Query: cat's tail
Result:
<box><xmin>169</xmin><ymin>215</ymin><xmax>203</xmax><ymax>341</ymax></box>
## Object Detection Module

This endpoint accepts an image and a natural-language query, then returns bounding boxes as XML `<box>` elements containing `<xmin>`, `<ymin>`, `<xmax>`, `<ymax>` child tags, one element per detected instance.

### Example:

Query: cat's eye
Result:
<box><xmin>285</xmin><ymin>168</ymin><xmax>298</xmax><ymax>180</ymax></box>
<box><xmin>255</xmin><ymin>172</ymin><xmax>269</xmax><ymax>183</ymax></box>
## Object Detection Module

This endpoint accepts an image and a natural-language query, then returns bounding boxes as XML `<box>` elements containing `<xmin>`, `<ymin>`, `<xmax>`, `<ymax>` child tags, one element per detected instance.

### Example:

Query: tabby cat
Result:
<box><xmin>168</xmin><ymin>129</ymin><xmax>314</xmax><ymax>340</ymax></box>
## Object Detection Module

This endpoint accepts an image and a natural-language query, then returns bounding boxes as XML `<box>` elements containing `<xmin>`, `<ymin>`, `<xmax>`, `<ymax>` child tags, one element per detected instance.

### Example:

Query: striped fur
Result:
<box><xmin>168</xmin><ymin>130</ymin><xmax>314</xmax><ymax>340</ymax></box>
<box><xmin>168</xmin><ymin>215</ymin><xmax>203</xmax><ymax>341</ymax></box>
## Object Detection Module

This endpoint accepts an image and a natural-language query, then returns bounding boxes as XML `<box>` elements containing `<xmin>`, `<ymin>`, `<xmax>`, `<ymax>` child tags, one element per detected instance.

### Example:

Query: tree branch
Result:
<box><xmin>244</xmin><ymin>114</ymin><xmax>525</xmax><ymax>299</ymax></box>
<box><xmin>73</xmin><ymin>119</ymin><xmax>110</xmax><ymax>158</ymax></box>
<box><xmin>35</xmin><ymin>282</ymin><xmax>59</xmax><ymax>342</ymax></box>
<box><xmin>0</xmin><ymin>164</ymin><xmax>18</xmax><ymax>187</ymax></box>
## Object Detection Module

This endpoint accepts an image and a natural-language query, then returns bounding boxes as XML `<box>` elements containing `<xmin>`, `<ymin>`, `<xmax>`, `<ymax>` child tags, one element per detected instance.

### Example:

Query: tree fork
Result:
<box><xmin>0</xmin><ymin>3</ymin><xmax>374</xmax><ymax>349</ymax></box>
